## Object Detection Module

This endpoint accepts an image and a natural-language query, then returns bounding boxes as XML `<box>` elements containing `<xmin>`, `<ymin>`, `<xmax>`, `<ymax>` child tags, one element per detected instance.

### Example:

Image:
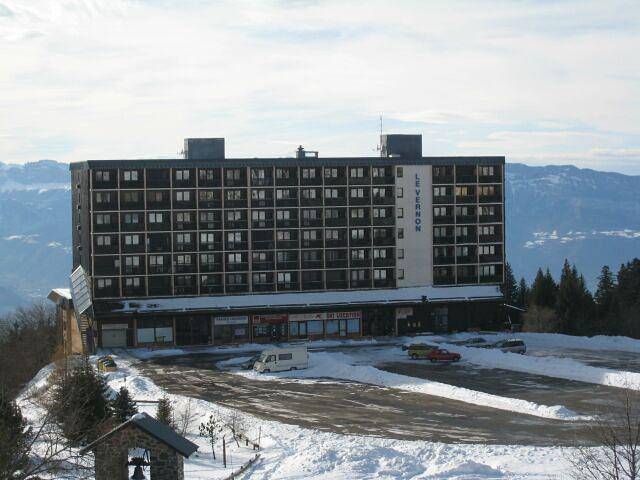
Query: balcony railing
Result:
<box><xmin>253</xmin><ymin>283</ymin><xmax>276</xmax><ymax>292</ymax></box>
<box><xmin>479</xmin><ymin>194</ymin><xmax>502</xmax><ymax>203</ymax></box>
<box><xmin>325</xmin><ymin>218</ymin><xmax>347</xmax><ymax>227</ymax></box>
<box><xmin>326</xmin><ymin>259</ymin><xmax>348</xmax><ymax>269</ymax></box>
<box><xmin>433</xmin><ymin>175</ymin><xmax>454</xmax><ymax>184</ymax></box>
<box><xmin>200</xmin><ymin>285</ymin><xmax>224</xmax><ymax>294</ymax></box>
<box><xmin>456</xmin><ymin>214</ymin><xmax>477</xmax><ymax>224</ymax></box>
<box><xmin>434</xmin><ymin>256</ymin><xmax>455</xmax><ymax>265</ymax></box>
<box><xmin>326</xmin><ymin>280</ymin><xmax>348</xmax><ymax>289</ymax></box>
<box><xmin>226</xmin><ymin>284</ymin><xmax>249</xmax><ymax>293</ymax></box>
<box><xmin>455</xmin><ymin>195</ymin><xmax>476</xmax><ymax>204</ymax></box>
<box><xmin>252</xmin><ymin>261</ymin><xmax>274</xmax><ymax>271</ymax></box>
<box><xmin>433</xmin><ymin>195</ymin><xmax>454</xmax><ymax>205</ymax></box>
<box><xmin>434</xmin><ymin>276</ymin><xmax>455</xmax><ymax>285</ymax></box>
<box><xmin>456</xmin><ymin>255</ymin><xmax>478</xmax><ymax>265</ymax></box>
<box><xmin>434</xmin><ymin>236</ymin><xmax>455</xmax><ymax>245</ymax></box>
<box><xmin>302</xmin><ymin>280</ymin><xmax>324</xmax><ymax>290</ymax></box>
<box><xmin>433</xmin><ymin>215</ymin><xmax>454</xmax><ymax>225</ymax></box>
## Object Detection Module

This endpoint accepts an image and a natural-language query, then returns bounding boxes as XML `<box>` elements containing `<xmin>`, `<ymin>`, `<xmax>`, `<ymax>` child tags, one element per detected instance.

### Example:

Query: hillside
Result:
<box><xmin>0</xmin><ymin>160</ymin><xmax>638</xmax><ymax>312</ymax></box>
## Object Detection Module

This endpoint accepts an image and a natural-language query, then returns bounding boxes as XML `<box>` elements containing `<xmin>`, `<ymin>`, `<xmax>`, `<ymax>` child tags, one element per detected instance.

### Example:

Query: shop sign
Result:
<box><xmin>214</xmin><ymin>315</ymin><xmax>248</xmax><ymax>326</ymax></box>
<box><xmin>289</xmin><ymin>311</ymin><xmax>361</xmax><ymax>322</ymax></box>
<box><xmin>395</xmin><ymin>307</ymin><xmax>414</xmax><ymax>320</ymax></box>
<box><xmin>252</xmin><ymin>314</ymin><xmax>288</xmax><ymax>324</ymax></box>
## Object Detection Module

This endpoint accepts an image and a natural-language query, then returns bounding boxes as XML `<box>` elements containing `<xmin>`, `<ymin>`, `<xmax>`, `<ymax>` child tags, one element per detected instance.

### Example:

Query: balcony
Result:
<box><xmin>434</xmin><ymin>275</ymin><xmax>456</xmax><ymax>285</ymax></box>
<box><xmin>373</xmin><ymin>236</ymin><xmax>395</xmax><ymax>247</ymax></box>
<box><xmin>197</xmin><ymin>170</ymin><xmax>222</xmax><ymax>188</ymax></box>
<box><xmin>225</xmin><ymin>241</ymin><xmax>248</xmax><ymax>251</ymax></box>
<box><xmin>479</xmin><ymin>213</ymin><xmax>502</xmax><ymax>224</ymax></box>
<box><xmin>433</xmin><ymin>195</ymin><xmax>454</xmax><ymax>205</ymax></box>
<box><xmin>349</xmin><ymin>196</ymin><xmax>370</xmax><ymax>206</ymax></box>
<box><xmin>123</xmin><ymin>265</ymin><xmax>145</xmax><ymax>276</ymax></box>
<box><xmin>301</xmin><ymin>218</ymin><xmax>322</xmax><ymax>228</ymax></box>
<box><xmin>350</xmin><ymin>258</ymin><xmax>370</xmax><ymax>268</ymax></box>
<box><xmin>250</xmin><ymin>177</ymin><xmax>273</xmax><ymax>187</ymax></box>
<box><xmin>433</xmin><ymin>215</ymin><xmax>454</xmax><ymax>225</ymax></box>
<box><xmin>373</xmin><ymin>216</ymin><xmax>394</xmax><ymax>226</ymax></box>
<box><xmin>226</xmin><ymin>262</ymin><xmax>248</xmax><ymax>272</ymax></box>
<box><xmin>434</xmin><ymin>236</ymin><xmax>455</xmax><ymax>245</ymax></box>
<box><xmin>456</xmin><ymin>214</ymin><xmax>477</xmax><ymax>224</ymax></box>
<box><xmin>479</xmin><ymin>173</ymin><xmax>502</xmax><ymax>184</ymax></box>
<box><xmin>374</xmin><ymin>278</ymin><xmax>395</xmax><ymax>288</ymax></box>
<box><xmin>198</xmin><ymin>197</ymin><xmax>222</xmax><ymax>209</ymax></box>
<box><xmin>433</xmin><ymin>174</ymin><xmax>454</xmax><ymax>184</ymax></box>
<box><xmin>325</xmin><ymin>217</ymin><xmax>347</xmax><ymax>227</ymax></box>
<box><xmin>456</xmin><ymin>255</ymin><xmax>478</xmax><ymax>265</ymax></box>
<box><xmin>252</xmin><ymin>261</ymin><xmax>274</xmax><ymax>271</ymax></box>
<box><xmin>373</xmin><ymin>257</ymin><xmax>395</xmax><ymax>267</ymax></box>
<box><xmin>480</xmin><ymin>274</ymin><xmax>503</xmax><ymax>284</ymax></box>
<box><xmin>326</xmin><ymin>280</ymin><xmax>348</xmax><ymax>290</ymax></box>
<box><xmin>276</xmin><ymin>239</ymin><xmax>299</xmax><ymax>249</ymax></box>
<box><xmin>479</xmin><ymin>253</ymin><xmax>503</xmax><ymax>263</ymax></box>
<box><xmin>302</xmin><ymin>280</ymin><xmax>324</xmax><ymax>291</ymax></box>
<box><xmin>326</xmin><ymin>257</ymin><xmax>348</xmax><ymax>269</ymax></box>
<box><xmin>325</xmin><ymin>197</ymin><xmax>348</xmax><ymax>207</ymax></box>
<box><xmin>226</xmin><ymin>284</ymin><xmax>249</xmax><ymax>293</ymax></box>
<box><xmin>175</xmin><ymin>285</ymin><xmax>198</xmax><ymax>295</ymax></box>
<box><xmin>456</xmin><ymin>195</ymin><xmax>476</xmax><ymax>204</ymax></box>
<box><xmin>224</xmin><ymin>198</ymin><xmax>247</xmax><ymax>209</ymax></box>
<box><xmin>277</xmin><ymin>282</ymin><xmax>299</xmax><ymax>291</ymax></box>
<box><xmin>300</xmin><ymin>176</ymin><xmax>322</xmax><ymax>186</ymax></box>
<box><xmin>199</xmin><ymin>241</ymin><xmax>223</xmax><ymax>252</ymax></box>
<box><xmin>174</xmin><ymin>243</ymin><xmax>195</xmax><ymax>252</ymax></box>
<box><xmin>324</xmin><ymin>176</ymin><xmax>347</xmax><ymax>186</ymax></box>
<box><xmin>350</xmin><ymin>217</ymin><xmax>370</xmax><ymax>227</ymax></box>
<box><xmin>300</xmin><ymin>197</ymin><xmax>323</xmax><ymax>207</ymax></box>
<box><xmin>349</xmin><ymin>176</ymin><xmax>370</xmax><ymax>185</ymax></box>
<box><xmin>457</xmin><ymin>275</ymin><xmax>478</xmax><ymax>284</ymax></box>
<box><xmin>224</xmin><ymin>219</ymin><xmax>248</xmax><ymax>230</ymax></box>
<box><xmin>301</xmin><ymin>239</ymin><xmax>323</xmax><ymax>249</ymax></box>
<box><xmin>199</xmin><ymin>263</ymin><xmax>223</xmax><ymax>273</ymax></box>
<box><xmin>350</xmin><ymin>279</ymin><xmax>372</xmax><ymax>289</ymax></box>
<box><xmin>199</xmin><ymin>220</ymin><xmax>222</xmax><ymax>230</ymax></box>
<box><xmin>372</xmin><ymin>196</ymin><xmax>394</xmax><ymax>206</ymax></box>
<box><xmin>252</xmin><ymin>240</ymin><xmax>275</xmax><ymax>250</ymax></box>
<box><xmin>302</xmin><ymin>260</ymin><xmax>323</xmax><ymax>269</ymax></box>
<box><xmin>174</xmin><ymin>221</ymin><xmax>197</xmax><ymax>231</ymax></box>
<box><xmin>149</xmin><ymin>264</ymin><xmax>171</xmax><ymax>274</ymax></box>
<box><xmin>253</xmin><ymin>283</ymin><xmax>276</xmax><ymax>292</ymax></box>
<box><xmin>372</xmin><ymin>175</ymin><xmax>394</xmax><ymax>185</ymax></box>
<box><xmin>479</xmin><ymin>194</ymin><xmax>502</xmax><ymax>204</ymax></box>
<box><xmin>224</xmin><ymin>177</ymin><xmax>247</xmax><ymax>188</ymax></box>
<box><xmin>276</xmin><ymin>219</ymin><xmax>298</xmax><ymax>229</ymax></box>
<box><xmin>147</xmin><ymin>198</ymin><xmax>171</xmax><ymax>210</ymax></box>
<box><xmin>349</xmin><ymin>238</ymin><xmax>371</xmax><ymax>247</ymax></box>
<box><xmin>200</xmin><ymin>285</ymin><xmax>224</xmax><ymax>294</ymax></box>
<box><xmin>275</xmin><ymin>198</ymin><xmax>298</xmax><ymax>208</ymax></box>
<box><xmin>456</xmin><ymin>234</ymin><xmax>477</xmax><ymax>244</ymax></box>
<box><xmin>276</xmin><ymin>261</ymin><xmax>299</xmax><ymax>270</ymax></box>
<box><xmin>479</xmin><ymin>233</ymin><xmax>502</xmax><ymax>243</ymax></box>
<box><xmin>434</xmin><ymin>256</ymin><xmax>455</xmax><ymax>266</ymax></box>
<box><xmin>148</xmin><ymin>278</ymin><xmax>172</xmax><ymax>296</ymax></box>
<box><xmin>174</xmin><ymin>263</ymin><xmax>197</xmax><ymax>274</ymax></box>
<box><xmin>251</xmin><ymin>219</ymin><xmax>274</xmax><ymax>229</ymax></box>
<box><xmin>251</xmin><ymin>197</ymin><xmax>274</xmax><ymax>208</ymax></box>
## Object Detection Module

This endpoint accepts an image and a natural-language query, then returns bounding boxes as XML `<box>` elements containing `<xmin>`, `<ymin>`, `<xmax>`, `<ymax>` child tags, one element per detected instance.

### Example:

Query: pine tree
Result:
<box><xmin>156</xmin><ymin>396</ymin><xmax>175</xmax><ymax>429</ymax></box>
<box><xmin>111</xmin><ymin>386</ymin><xmax>138</xmax><ymax>423</ymax></box>
<box><xmin>530</xmin><ymin>268</ymin><xmax>557</xmax><ymax>308</ymax></box>
<box><xmin>516</xmin><ymin>277</ymin><xmax>528</xmax><ymax>308</ymax></box>
<box><xmin>0</xmin><ymin>391</ymin><xmax>30</xmax><ymax>480</ymax></box>
<box><xmin>502</xmin><ymin>262</ymin><xmax>518</xmax><ymax>306</ymax></box>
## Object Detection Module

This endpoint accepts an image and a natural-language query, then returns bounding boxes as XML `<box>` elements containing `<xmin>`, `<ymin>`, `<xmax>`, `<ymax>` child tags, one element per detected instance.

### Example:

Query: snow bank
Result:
<box><xmin>233</xmin><ymin>351</ymin><xmax>587</xmax><ymax>421</ymax></box>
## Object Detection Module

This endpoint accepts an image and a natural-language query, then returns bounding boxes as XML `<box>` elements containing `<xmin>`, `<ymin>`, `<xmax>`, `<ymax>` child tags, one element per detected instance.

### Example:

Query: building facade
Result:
<box><xmin>68</xmin><ymin>135</ymin><xmax>506</xmax><ymax>349</ymax></box>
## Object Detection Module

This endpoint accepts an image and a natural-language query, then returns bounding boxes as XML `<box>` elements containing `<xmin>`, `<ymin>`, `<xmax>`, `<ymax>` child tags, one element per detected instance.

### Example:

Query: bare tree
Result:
<box><xmin>570</xmin><ymin>388</ymin><xmax>640</xmax><ymax>480</ymax></box>
<box><xmin>224</xmin><ymin>409</ymin><xmax>247</xmax><ymax>447</ymax></box>
<box><xmin>175</xmin><ymin>398</ymin><xmax>196</xmax><ymax>437</ymax></box>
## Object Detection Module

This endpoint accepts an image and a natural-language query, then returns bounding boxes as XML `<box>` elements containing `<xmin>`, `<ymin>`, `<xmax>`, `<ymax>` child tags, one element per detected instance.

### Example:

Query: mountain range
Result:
<box><xmin>0</xmin><ymin>160</ymin><xmax>638</xmax><ymax>313</ymax></box>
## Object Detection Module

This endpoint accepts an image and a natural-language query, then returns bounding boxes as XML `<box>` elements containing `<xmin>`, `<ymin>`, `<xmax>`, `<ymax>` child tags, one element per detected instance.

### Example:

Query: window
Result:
<box><xmin>480</xmin><ymin>185</ymin><xmax>496</xmax><ymax>196</ymax></box>
<box><xmin>373</xmin><ymin>248</ymin><xmax>387</xmax><ymax>259</ymax></box>
<box><xmin>150</xmin><ymin>255</ymin><xmax>164</xmax><ymax>266</ymax></box>
<box><xmin>176</xmin><ymin>233</ymin><xmax>192</xmax><ymax>244</ymax></box>
<box><xmin>176</xmin><ymin>254</ymin><xmax>191</xmax><ymax>265</ymax></box>
<box><xmin>227</xmin><ymin>210</ymin><xmax>242</xmax><ymax>221</ymax></box>
<box><xmin>277</xmin><ymin>272</ymin><xmax>292</xmax><ymax>283</ymax></box>
<box><xmin>251</xmin><ymin>168</ymin><xmax>266</xmax><ymax>180</ymax></box>
<box><xmin>253</xmin><ymin>273</ymin><xmax>268</xmax><ymax>284</ymax></box>
<box><xmin>434</xmin><ymin>226</ymin><xmax>448</xmax><ymax>238</ymax></box>
<box><xmin>396</xmin><ymin>167</ymin><xmax>403</xmax><ymax>178</ymax></box>
<box><xmin>228</xmin><ymin>253</ymin><xmax>243</xmax><ymax>264</ymax></box>
<box><xmin>372</xmin><ymin>187</ymin><xmax>386</xmax><ymax>198</ymax></box>
<box><xmin>302</xmin><ymin>250</ymin><xmax>320</xmax><ymax>261</ymax></box>
<box><xmin>480</xmin><ymin>225</ymin><xmax>496</xmax><ymax>235</ymax></box>
<box><xmin>276</xmin><ymin>231</ymin><xmax>291</xmax><ymax>241</ymax></box>
<box><xmin>434</xmin><ymin>207</ymin><xmax>448</xmax><ymax>217</ymax></box>
<box><xmin>398</xmin><ymin>269</ymin><xmax>405</xmax><ymax>280</ymax></box>
<box><xmin>372</xmin><ymin>167</ymin><xmax>386</xmax><ymax>178</ymax></box>
<box><xmin>325</xmin><ymin>229</ymin><xmax>340</xmax><ymax>240</ymax></box>
<box><xmin>350</xmin><ymin>188</ymin><xmax>365</xmax><ymax>198</ymax></box>
<box><xmin>200</xmin><ymin>232</ymin><xmax>215</xmax><ymax>244</ymax></box>
<box><xmin>301</xmin><ymin>188</ymin><xmax>317</xmax><ymax>199</ymax></box>
<box><xmin>176</xmin><ymin>191</ymin><xmax>190</xmax><ymax>202</ymax></box>
<box><xmin>456</xmin><ymin>246</ymin><xmax>469</xmax><ymax>257</ymax></box>
<box><xmin>122</xmin><ymin>191</ymin><xmax>140</xmax><ymax>203</ymax></box>
<box><xmin>278</xmin><ymin>353</ymin><xmax>293</xmax><ymax>361</ymax></box>
<box><xmin>227</xmin><ymin>273</ymin><xmax>245</xmax><ymax>284</ymax></box>
<box><xmin>276</xmin><ymin>210</ymin><xmax>291</xmax><ymax>220</ymax></box>
<box><xmin>125</xmin><ymin>256</ymin><xmax>140</xmax><ymax>267</ymax></box>
<box><xmin>351</xmin><ymin>208</ymin><xmax>366</xmax><ymax>219</ymax></box>
<box><xmin>302</xmin><ymin>209</ymin><xmax>318</xmax><ymax>220</ymax></box>
<box><xmin>96</xmin><ymin>278</ymin><xmax>113</xmax><ymax>289</ymax></box>
<box><xmin>252</xmin><ymin>210</ymin><xmax>267</xmax><ymax>221</ymax></box>
<box><xmin>350</xmin><ymin>167</ymin><xmax>365</xmax><ymax>178</ymax></box>
<box><xmin>226</xmin><ymin>190</ymin><xmax>243</xmax><ymax>200</ymax></box>
<box><xmin>226</xmin><ymin>169</ymin><xmax>242</xmax><ymax>181</ymax></box>
<box><xmin>199</xmin><ymin>169</ymin><xmax>216</xmax><ymax>182</ymax></box>
<box><xmin>373</xmin><ymin>228</ymin><xmax>388</xmax><ymax>239</ymax></box>
<box><xmin>227</xmin><ymin>232</ymin><xmax>243</xmax><ymax>244</ymax></box>
<box><xmin>350</xmin><ymin>269</ymin><xmax>366</xmax><ymax>281</ymax></box>
<box><xmin>479</xmin><ymin>245</ymin><xmax>496</xmax><ymax>255</ymax></box>
<box><xmin>148</xmin><ymin>212</ymin><xmax>163</xmax><ymax>224</ymax></box>
<box><xmin>455</xmin><ymin>186</ymin><xmax>471</xmax><ymax>197</ymax></box>
<box><xmin>176</xmin><ymin>169</ymin><xmax>190</xmax><ymax>181</ymax></box>
<box><xmin>176</xmin><ymin>275</ymin><xmax>193</xmax><ymax>286</ymax></box>
<box><xmin>123</xmin><ymin>170</ymin><xmax>138</xmax><ymax>181</ymax></box>
<box><xmin>176</xmin><ymin>212</ymin><xmax>191</xmax><ymax>223</ymax></box>
<box><xmin>302</xmin><ymin>230</ymin><xmax>318</xmax><ymax>240</ymax></box>
<box><xmin>325</xmin><ymin>209</ymin><xmax>340</xmax><ymax>219</ymax></box>
<box><xmin>251</xmin><ymin>189</ymin><xmax>267</xmax><ymax>200</ymax></box>
<box><xmin>434</xmin><ymin>247</ymin><xmax>450</xmax><ymax>258</ymax></box>
<box><xmin>96</xmin><ymin>235</ymin><xmax>111</xmax><ymax>246</ymax></box>
<box><xmin>351</xmin><ymin>249</ymin><xmax>366</xmax><ymax>260</ymax></box>
<box><xmin>480</xmin><ymin>206</ymin><xmax>496</xmax><ymax>216</ymax></box>
<box><xmin>276</xmin><ymin>189</ymin><xmax>291</xmax><ymax>199</ymax></box>
<box><xmin>276</xmin><ymin>168</ymin><xmax>290</xmax><ymax>179</ymax></box>
<box><xmin>396</xmin><ymin>187</ymin><xmax>404</xmax><ymax>198</ymax></box>
<box><xmin>95</xmin><ymin>192</ymin><xmax>111</xmax><ymax>204</ymax></box>
<box><xmin>372</xmin><ymin>208</ymin><xmax>387</xmax><ymax>218</ymax></box>
<box><xmin>124</xmin><ymin>234</ymin><xmax>140</xmax><ymax>245</ymax></box>
<box><xmin>351</xmin><ymin>229</ymin><xmax>365</xmax><ymax>240</ymax></box>
<box><xmin>277</xmin><ymin>251</ymin><xmax>294</xmax><ymax>262</ymax></box>
<box><xmin>324</xmin><ymin>167</ymin><xmax>338</xmax><ymax>178</ymax></box>
<box><xmin>252</xmin><ymin>252</ymin><xmax>268</xmax><ymax>262</ymax></box>
<box><xmin>480</xmin><ymin>166</ymin><xmax>495</xmax><ymax>176</ymax></box>
<box><xmin>302</xmin><ymin>168</ymin><xmax>316</xmax><ymax>179</ymax></box>
<box><xmin>434</xmin><ymin>186</ymin><xmax>448</xmax><ymax>197</ymax></box>
<box><xmin>96</xmin><ymin>214</ymin><xmax>111</xmax><ymax>225</ymax></box>
<box><xmin>149</xmin><ymin>191</ymin><xmax>164</xmax><ymax>203</ymax></box>
<box><xmin>374</xmin><ymin>269</ymin><xmax>387</xmax><ymax>280</ymax></box>
<box><xmin>96</xmin><ymin>171</ymin><xmax>110</xmax><ymax>182</ymax></box>
<box><xmin>200</xmin><ymin>253</ymin><xmax>216</xmax><ymax>265</ymax></box>
<box><xmin>397</xmin><ymin>248</ymin><xmax>404</xmax><ymax>259</ymax></box>
<box><xmin>456</xmin><ymin>226</ymin><xmax>469</xmax><ymax>237</ymax></box>
<box><xmin>325</xmin><ymin>188</ymin><xmax>339</xmax><ymax>199</ymax></box>
<box><xmin>397</xmin><ymin>228</ymin><xmax>404</xmax><ymax>239</ymax></box>
<box><xmin>480</xmin><ymin>265</ymin><xmax>496</xmax><ymax>276</ymax></box>
<box><xmin>200</xmin><ymin>211</ymin><xmax>216</xmax><ymax>223</ymax></box>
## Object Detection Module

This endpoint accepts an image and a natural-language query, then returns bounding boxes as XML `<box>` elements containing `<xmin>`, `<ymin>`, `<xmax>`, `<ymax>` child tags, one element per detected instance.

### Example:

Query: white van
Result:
<box><xmin>253</xmin><ymin>347</ymin><xmax>309</xmax><ymax>373</ymax></box>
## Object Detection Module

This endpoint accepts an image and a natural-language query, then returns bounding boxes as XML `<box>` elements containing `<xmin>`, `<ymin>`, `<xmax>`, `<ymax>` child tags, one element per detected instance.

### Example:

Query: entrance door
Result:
<box><xmin>102</xmin><ymin>329</ymin><xmax>127</xmax><ymax>348</ymax></box>
<box><xmin>176</xmin><ymin>316</ymin><xmax>211</xmax><ymax>345</ymax></box>
<box><xmin>298</xmin><ymin>322</ymin><xmax>307</xmax><ymax>338</ymax></box>
<box><xmin>339</xmin><ymin>319</ymin><xmax>347</xmax><ymax>337</ymax></box>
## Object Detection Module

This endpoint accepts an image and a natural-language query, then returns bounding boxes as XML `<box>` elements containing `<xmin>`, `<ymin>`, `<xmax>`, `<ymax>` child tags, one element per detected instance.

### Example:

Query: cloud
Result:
<box><xmin>0</xmin><ymin>0</ymin><xmax>639</xmax><ymax>173</ymax></box>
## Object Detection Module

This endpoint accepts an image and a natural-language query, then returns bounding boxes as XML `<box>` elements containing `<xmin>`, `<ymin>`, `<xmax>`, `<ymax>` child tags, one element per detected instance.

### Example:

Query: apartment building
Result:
<box><xmin>66</xmin><ymin>134</ymin><xmax>505</xmax><ymax>350</ymax></box>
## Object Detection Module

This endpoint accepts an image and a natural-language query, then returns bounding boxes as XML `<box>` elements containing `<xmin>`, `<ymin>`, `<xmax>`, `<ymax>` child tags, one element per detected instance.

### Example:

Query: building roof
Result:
<box><xmin>47</xmin><ymin>288</ymin><xmax>73</xmax><ymax>307</ymax></box>
<box><xmin>79</xmin><ymin>412</ymin><xmax>198</xmax><ymax>458</ymax></box>
<box><xmin>105</xmin><ymin>285</ymin><xmax>503</xmax><ymax>314</ymax></box>
<box><xmin>69</xmin><ymin>155</ymin><xmax>505</xmax><ymax>170</ymax></box>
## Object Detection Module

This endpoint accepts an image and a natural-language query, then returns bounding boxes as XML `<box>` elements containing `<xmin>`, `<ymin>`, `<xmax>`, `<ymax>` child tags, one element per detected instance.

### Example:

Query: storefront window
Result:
<box><xmin>326</xmin><ymin>320</ymin><xmax>339</xmax><ymax>335</ymax></box>
<box><xmin>213</xmin><ymin>316</ymin><xmax>249</xmax><ymax>343</ymax></box>
<box><xmin>347</xmin><ymin>318</ymin><xmax>360</xmax><ymax>334</ymax></box>
<box><xmin>137</xmin><ymin>317</ymin><xmax>173</xmax><ymax>344</ymax></box>
<box><xmin>307</xmin><ymin>320</ymin><xmax>323</xmax><ymax>335</ymax></box>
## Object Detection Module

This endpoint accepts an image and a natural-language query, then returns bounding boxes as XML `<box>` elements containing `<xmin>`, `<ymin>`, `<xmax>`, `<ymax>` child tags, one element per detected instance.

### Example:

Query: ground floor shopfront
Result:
<box><xmin>94</xmin><ymin>300</ymin><xmax>504</xmax><ymax>349</ymax></box>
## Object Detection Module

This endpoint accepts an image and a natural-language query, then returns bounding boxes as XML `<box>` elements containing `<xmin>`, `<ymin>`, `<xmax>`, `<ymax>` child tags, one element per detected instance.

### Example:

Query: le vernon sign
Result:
<box><xmin>415</xmin><ymin>173</ymin><xmax>422</xmax><ymax>232</ymax></box>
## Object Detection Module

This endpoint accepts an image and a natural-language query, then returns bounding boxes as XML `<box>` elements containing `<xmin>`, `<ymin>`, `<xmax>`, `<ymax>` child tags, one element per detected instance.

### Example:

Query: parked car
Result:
<box><xmin>426</xmin><ymin>348</ymin><xmax>461</xmax><ymax>362</ymax></box>
<box><xmin>487</xmin><ymin>338</ymin><xmax>527</xmax><ymax>354</ymax></box>
<box><xmin>449</xmin><ymin>337</ymin><xmax>488</xmax><ymax>347</ymax></box>
<box><xmin>407</xmin><ymin>344</ymin><xmax>437</xmax><ymax>359</ymax></box>
<box><xmin>242</xmin><ymin>354</ymin><xmax>260</xmax><ymax>370</ymax></box>
<box><xmin>253</xmin><ymin>347</ymin><xmax>309</xmax><ymax>373</ymax></box>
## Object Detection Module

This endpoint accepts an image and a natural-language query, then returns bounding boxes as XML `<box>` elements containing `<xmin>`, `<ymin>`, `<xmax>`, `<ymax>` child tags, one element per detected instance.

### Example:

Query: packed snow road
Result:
<box><xmin>137</xmin><ymin>351</ymin><xmax>594</xmax><ymax>446</ymax></box>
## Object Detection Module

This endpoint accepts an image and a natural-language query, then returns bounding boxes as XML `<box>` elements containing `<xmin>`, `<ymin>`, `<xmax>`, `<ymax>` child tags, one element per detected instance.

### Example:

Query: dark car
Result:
<box><xmin>426</xmin><ymin>348</ymin><xmax>461</xmax><ymax>362</ymax></box>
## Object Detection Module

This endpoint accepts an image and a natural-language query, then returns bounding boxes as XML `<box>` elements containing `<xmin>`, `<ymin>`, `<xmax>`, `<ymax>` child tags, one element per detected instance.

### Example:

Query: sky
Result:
<box><xmin>1</xmin><ymin>0</ymin><xmax>639</xmax><ymax>174</ymax></box>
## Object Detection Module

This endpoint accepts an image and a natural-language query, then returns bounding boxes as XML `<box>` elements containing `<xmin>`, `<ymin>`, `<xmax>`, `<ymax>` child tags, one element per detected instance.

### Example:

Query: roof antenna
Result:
<box><xmin>377</xmin><ymin>114</ymin><xmax>383</xmax><ymax>155</ymax></box>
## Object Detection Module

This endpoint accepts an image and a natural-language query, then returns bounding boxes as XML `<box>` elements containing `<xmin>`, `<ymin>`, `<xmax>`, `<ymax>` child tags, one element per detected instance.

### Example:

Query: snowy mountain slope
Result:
<box><xmin>0</xmin><ymin>160</ymin><xmax>638</xmax><ymax>312</ymax></box>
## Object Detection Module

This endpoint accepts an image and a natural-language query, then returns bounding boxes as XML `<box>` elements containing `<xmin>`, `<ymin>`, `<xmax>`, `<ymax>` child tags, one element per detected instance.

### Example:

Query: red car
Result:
<box><xmin>427</xmin><ymin>348</ymin><xmax>461</xmax><ymax>362</ymax></box>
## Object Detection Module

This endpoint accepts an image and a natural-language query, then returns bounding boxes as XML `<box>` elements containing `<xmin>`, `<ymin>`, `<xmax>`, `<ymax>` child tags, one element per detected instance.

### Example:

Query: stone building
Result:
<box><xmin>80</xmin><ymin>412</ymin><xmax>198</xmax><ymax>480</ymax></box>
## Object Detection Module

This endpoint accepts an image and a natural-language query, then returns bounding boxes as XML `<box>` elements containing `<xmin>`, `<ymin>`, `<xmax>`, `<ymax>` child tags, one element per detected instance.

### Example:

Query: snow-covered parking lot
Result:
<box><xmin>20</xmin><ymin>332</ymin><xmax>640</xmax><ymax>479</ymax></box>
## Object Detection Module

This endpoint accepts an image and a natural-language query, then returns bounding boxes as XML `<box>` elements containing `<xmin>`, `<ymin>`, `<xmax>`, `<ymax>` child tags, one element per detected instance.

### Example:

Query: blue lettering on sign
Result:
<box><xmin>415</xmin><ymin>173</ymin><xmax>422</xmax><ymax>232</ymax></box>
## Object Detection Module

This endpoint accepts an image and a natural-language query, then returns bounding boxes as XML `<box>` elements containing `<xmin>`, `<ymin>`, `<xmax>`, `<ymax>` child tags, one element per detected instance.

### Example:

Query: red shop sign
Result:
<box><xmin>252</xmin><ymin>314</ymin><xmax>288</xmax><ymax>324</ymax></box>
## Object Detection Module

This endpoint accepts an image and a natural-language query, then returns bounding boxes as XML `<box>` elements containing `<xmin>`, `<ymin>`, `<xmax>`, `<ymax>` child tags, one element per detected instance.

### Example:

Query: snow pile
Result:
<box><xmin>233</xmin><ymin>351</ymin><xmax>587</xmax><ymax>421</ymax></box>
